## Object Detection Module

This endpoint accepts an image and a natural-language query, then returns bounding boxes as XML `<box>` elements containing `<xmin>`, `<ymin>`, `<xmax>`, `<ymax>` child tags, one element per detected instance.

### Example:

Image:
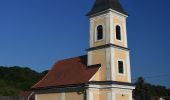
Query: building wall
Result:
<box><xmin>88</xmin><ymin>11</ymin><xmax>130</xmax><ymax>83</ymax></box>
<box><xmin>112</xmin><ymin>14</ymin><xmax>127</xmax><ymax>47</ymax></box>
<box><xmin>116</xmin><ymin>94</ymin><xmax>129</xmax><ymax>100</ymax></box>
<box><xmin>90</xmin><ymin>49</ymin><xmax>107</xmax><ymax>81</ymax></box>
<box><xmin>65</xmin><ymin>92</ymin><xmax>84</xmax><ymax>100</ymax></box>
<box><xmin>36</xmin><ymin>92</ymin><xmax>84</xmax><ymax>100</ymax></box>
<box><xmin>114</xmin><ymin>48</ymin><xmax>128</xmax><ymax>82</ymax></box>
<box><xmin>35</xmin><ymin>86</ymin><xmax>133</xmax><ymax>100</ymax></box>
<box><xmin>93</xmin><ymin>93</ymin><xmax>107</xmax><ymax>100</ymax></box>
<box><xmin>36</xmin><ymin>93</ymin><xmax>61</xmax><ymax>100</ymax></box>
<box><xmin>87</xmin><ymin>87</ymin><xmax>133</xmax><ymax>100</ymax></box>
<box><xmin>89</xmin><ymin>12</ymin><xmax>127</xmax><ymax>48</ymax></box>
<box><xmin>92</xmin><ymin>14</ymin><xmax>106</xmax><ymax>47</ymax></box>
<box><xmin>89</xmin><ymin>44</ymin><xmax>129</xmax><ymax>82</ymax></box>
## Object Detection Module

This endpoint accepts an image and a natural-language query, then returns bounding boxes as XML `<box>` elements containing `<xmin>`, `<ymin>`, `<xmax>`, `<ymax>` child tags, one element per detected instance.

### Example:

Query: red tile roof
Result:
<box><xmin>32</xmin><ymin>55</ymin><xmax>100</xmax><ymax>89</ymax></box>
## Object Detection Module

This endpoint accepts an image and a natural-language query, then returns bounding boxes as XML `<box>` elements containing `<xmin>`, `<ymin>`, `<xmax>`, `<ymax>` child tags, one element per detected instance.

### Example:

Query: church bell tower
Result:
<box><xmin>86</xmin><ymin>0</ymin><xmax>135</xmax><ymax>100</ymax></box>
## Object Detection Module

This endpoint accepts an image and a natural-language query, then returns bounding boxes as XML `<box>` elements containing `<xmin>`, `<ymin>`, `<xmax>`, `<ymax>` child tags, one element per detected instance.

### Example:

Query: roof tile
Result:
<box><xmin>32</xmin><ymin>55</ymin><xmax>100</xmax><ymax>89</ymax></box>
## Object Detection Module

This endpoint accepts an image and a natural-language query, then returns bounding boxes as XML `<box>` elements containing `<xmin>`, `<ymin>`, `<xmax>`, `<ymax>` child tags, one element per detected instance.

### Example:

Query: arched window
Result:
<box><xmin>97</xmin><ymin>25</ymin><xmax>103</xmax><ymax>40</ymax></box>
<box><xmin>116</xmin><ymin>25</ymin><xmax>121</xmax><ymax>40</ymax></box>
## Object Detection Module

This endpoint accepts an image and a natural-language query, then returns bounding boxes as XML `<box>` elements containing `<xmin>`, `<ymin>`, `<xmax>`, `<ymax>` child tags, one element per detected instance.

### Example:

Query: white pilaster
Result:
<box><xmin>106</xmin><ymin>48</ymin><xmax>111</xmax><ymax>80</ymax></box>
<box><xmin>106</xmin><ymin>14</ymin><xmax>110</xmax><ymax>44</ymax></box>
<box><xmin>109</xmin><ymin>12</ymin><xmax>114</xmax><ymax>44</ymax></box>
<box><xmin>90</xmin><ymin>19</ymin><xmax>94</xmax><ymax>47</ymax></box>
<box><xmin>88</xmin><ymin>51</ymin><xmax>92</xmax><ymax>66</ymax></box>
<box><xmin>111</xmin><ymin>47</ymin><xmax>116</xmax><ymax>80</ymax></box>
<box><xmin>107</xmin><ymin>92</ymin><xmax>112</xmax><ymax>100</ymax></box>
<box><xmin>129</xmin><ymin>92</ymin><xmax>133</xmax><ymax>100</ymax></box>
<box><xmin>89</xmin><ymin>90</ymin><xmax>93</xmax><ymax>100</ymax></box>
<box><xmin>61</xmin><ymin>92</ymin><xmax>65</xmax><ymax>100</ymax></box>
<box><xmin>86</xmin><ymin>89</ymin><xmax>89</xmax><ymax>100</ymax></box>
<box><xmin>112</xmin><ymin>91</ymin><xmax>116</xmax><ymax>100</ymax></box>
<box><xmin>35</xmin><ymin>94</ymin><xmax>37</xmax><ymax>100</ymax></box>
<box><xmin>86</xmin><ymin>89</ymin><xmax>93</xmax><ymax>100</ymax></box>
<box><xmin>126</xmin><ymin>51</ymin><xmax>131</xmax><ymax>82</ymax></box>
<box><xmin>123</xmin><ymin>18</ymin><xmax>128</xmax><ymax>47</ymax></box>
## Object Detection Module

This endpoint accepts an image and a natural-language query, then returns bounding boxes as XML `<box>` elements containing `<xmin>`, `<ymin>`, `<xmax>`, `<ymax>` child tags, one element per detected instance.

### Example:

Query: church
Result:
<box><xmin>32</xmin><ymin>0</ymin><xmax>135</xmax><ymax>100</ymax></box>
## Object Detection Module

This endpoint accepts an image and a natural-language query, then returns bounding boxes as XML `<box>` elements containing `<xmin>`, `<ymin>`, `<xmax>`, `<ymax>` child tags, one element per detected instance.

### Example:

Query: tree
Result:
<box><xmin>0</xmin><ymin>66</ymin><xmax>48</xmax><ymax>96</ymax></box>
<box><xmin>133</xmin><ymin>77</ymin><xmax>151</xmax><ymax>100</ymax></box>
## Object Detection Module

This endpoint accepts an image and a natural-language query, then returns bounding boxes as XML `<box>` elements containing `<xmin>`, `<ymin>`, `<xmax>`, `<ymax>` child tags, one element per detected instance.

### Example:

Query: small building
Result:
<box><xmin>32</xmin><ymin>0</ymin><xmax>135</xmax><ymax>100</ymax></box>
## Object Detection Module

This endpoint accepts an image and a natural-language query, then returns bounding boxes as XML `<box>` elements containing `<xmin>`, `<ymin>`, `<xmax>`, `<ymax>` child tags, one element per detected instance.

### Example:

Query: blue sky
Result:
<box><xmin>0</xmin><ymin>0</ymin><xmax>170</xmax><ymax>87</ymax></box>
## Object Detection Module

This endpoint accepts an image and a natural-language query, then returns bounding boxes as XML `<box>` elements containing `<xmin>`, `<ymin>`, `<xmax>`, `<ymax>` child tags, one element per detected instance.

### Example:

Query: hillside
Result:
<box><xmin>0</xmin><ymin>66</ymin><xmax>47</xmax><ymax>96</ymax></box>
<box><xmin>0</xmin><ymin>66</ymin><xmax>170</xmax><ymax>100</ymax></box>
<box><xmin>134</xmin><ymin>77</ymin><xmax>170</xmax><ymax>100</ymax></box>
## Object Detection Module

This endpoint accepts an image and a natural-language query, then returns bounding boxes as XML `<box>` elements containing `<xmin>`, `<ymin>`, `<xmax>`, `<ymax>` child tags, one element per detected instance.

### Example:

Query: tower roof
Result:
<box><xmin>87</xmin><ymin>0</ymin><xmax>128</xmax><ymax>16</ymax></box>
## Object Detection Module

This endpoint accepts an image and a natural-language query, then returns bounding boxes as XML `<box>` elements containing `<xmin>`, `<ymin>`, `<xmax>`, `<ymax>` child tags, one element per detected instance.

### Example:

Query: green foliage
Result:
<box><xmin>165</xmin><ymin>96</ymin><xmax>170</xmax><ymax>100</ymax></box>
<box><xmin>0</xmin><ymin>66</ymin><xmax>48</xmax><ymax>96</ymax></box>
<box><xmin>1</xmin><ymin>66</ymin><xmax>170</xmax><ymax>99</ymax></box>
<box><xmin>133</xmin><ymin>77</ymin><xmax>151</xmax><ymax>100</ymax></box>
<box><xmin>134</xmin><ymin>77</ymin><xmax>170</xmax><ymax>100</ymax></box>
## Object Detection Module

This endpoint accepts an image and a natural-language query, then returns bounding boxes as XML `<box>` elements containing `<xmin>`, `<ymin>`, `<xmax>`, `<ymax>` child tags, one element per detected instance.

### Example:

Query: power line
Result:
<box><xmin>132</xmin><ymin>73</ymin><xmax>170</xmax><ymax>81</ymax></box>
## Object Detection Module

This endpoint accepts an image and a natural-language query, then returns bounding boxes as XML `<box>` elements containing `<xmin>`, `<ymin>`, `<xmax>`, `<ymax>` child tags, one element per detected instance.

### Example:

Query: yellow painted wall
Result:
<box><xmin>89</xmin><ymin>88</ymin><xmax>132</xmax><ymax>100</ymax></box>
<box><xmin>89</xmin><ymin>14</ymin><xmax>130</xmax><ymax>82</ymax></box>
<box><xmin>91</xmin><ymin>88</ymin><xmax>111</xmax><ymax>93</ymax></box>
<box><xmin>92</xmin><ymin>89</ymin><xmax>111</xmax><ymax>100</ymax></box>
<box><xmin>93</xmin><ymin>17</ymin><xmax>106</xmax><ymax>47</ymax></box>
<box><xmin>91</xmin><ymin>14</ymin><xmax>127</xmax><ymax>48</ymax></box>
<box><xmin>36</xmin><ymin>92</ymin><xmax>84</xmax><ymax>100</ymax></box>
<box><xmin>113</xmin><ymin>16</ymin><xmax>126</xmax><ymax>47</ymax></box>
<box><xmin>114</xmin><ymin>48</ymin><xmax>128</xmax><ymax>82</ymax></box>
<box><xmin>90</xmin><ymin>40</ymin><xmax>129</xmax><ymax>82</ymax></box>
<box><xmin>65</xmin><ymin>92</ymin><xmax>84</xmax><ymax>100</ymax></box>
<box><xmin>93</xmin><ymin>93</ymin><xmax>107</xmax><ymax>100</ymax></box>
<box><xmin>91</xmin><ymin>49</ymin><xmax>106</xmax><ymax>81</ymax></box>
<box><xmin>36</xmin><ymin>93</ymin><xmax>61</xmax><ymax>100</ymax></box>
<box><xmin>116</xmin><ymin>94</ymin><xmax>129</xmax><ymax>100</ymax></box>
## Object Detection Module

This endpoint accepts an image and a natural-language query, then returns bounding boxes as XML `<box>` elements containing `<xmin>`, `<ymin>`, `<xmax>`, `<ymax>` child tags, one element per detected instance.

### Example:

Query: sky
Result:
<box><xmin>0</xmin><ymin>0</ymin><xmax>170</xmax><ymax>87</ymax></box>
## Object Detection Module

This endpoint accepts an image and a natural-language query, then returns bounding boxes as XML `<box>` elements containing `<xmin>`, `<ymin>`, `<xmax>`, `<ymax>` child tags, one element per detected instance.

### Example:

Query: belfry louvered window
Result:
<box><xmin>97</xmin><ymin>25</ymin><xmax>103</xmax><ymax>40</ymax></box>
<box><xmin>116</xmin><ymin>25</ymin><xmax>121</xmax><ymax>40</ymax></box>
